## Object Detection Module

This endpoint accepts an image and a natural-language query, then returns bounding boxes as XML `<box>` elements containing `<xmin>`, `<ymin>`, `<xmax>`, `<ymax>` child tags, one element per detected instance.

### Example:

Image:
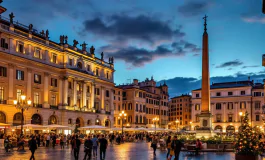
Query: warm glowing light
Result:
<box><xmin>21</xmin><ymin>95</ymin><xmax>26</xmax><ymax>101</ymax></box>
<box><xmin>26</xmin><ymin>129</ymin><xmax>29</xmax><ymax>131</ymax></box>
<box><xmin>12</xmin><ymin>129</ymin><xmax>15</xmax><ymax>132</ymax></box>
<box><xmin>122</xmin><ymin>111</ymin><xmax>124</xmax><ymax>114</ymax></box>
<box><xmin>119</xmin><ymin>114</ymin><xmax>122</xmax><ymax>116</ymax></box>
<box><xmin>124</xmin><ymin>114</ymin><xmax>127</xmax><ymax>116</ymax></box>
<box><xmin>27</xmin><ymin>100</ymin><xmax>32</xmax><ymax>105</ymax></box>
<box><xmin>190</xmin><ymin>122</ymin><xmax>192</xmax><ymax>124</ymax></box>
<box><xmin>96</xmin><ymin>120</ymin><xmax>99</xmax><ymax>122</ymax></box>
<box><xmin>239</xmin><ymin>112</ymin><xmax>243</xmax><ymax>116</ymax></box>
<box><xmin>13</xmin><ymin>100</ymin><xmax>18</xmax><ymax>105</ymax></box>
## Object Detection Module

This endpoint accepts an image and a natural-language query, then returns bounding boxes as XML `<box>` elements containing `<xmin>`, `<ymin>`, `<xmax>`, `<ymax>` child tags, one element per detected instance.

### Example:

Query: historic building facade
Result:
<box><xmin>0</xmin><ymin>7</ymin><xmax>115</xmax><ymax>134</ymax></box>
<box><xmin>191</xmin><ymin>80</ymin><xmax>264</xmax><ymax>133</ymax></box>
<box><xmin>168</xmin><ymin>94</ymin><xmax>192</xmax><ymax>130</ymax></box>
<box><xmin>113</xmin><ymin>78</ymin><xmax>169</xmax><ymax>129</ymax></box>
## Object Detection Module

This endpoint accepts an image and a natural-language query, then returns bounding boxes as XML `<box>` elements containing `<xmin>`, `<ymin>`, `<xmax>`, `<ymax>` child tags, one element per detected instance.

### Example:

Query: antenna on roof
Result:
<box><xmin>127</xmin><ymin>78</ymin><xmax>132</xmax><ymax>84</ymax></box>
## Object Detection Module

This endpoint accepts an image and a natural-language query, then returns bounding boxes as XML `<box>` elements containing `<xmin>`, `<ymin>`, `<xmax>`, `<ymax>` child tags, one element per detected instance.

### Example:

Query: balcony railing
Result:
<box><xmin>50</xmin><ymin>105</ymin><xmax>58</xmax><ymax>110</ymax></box>
<box><xmin>33</xmin><ymin>103</ymin><xmax>42</xmax><ymax>108</ymax></box>
<box><xmin>0</xmin><ymin>100</ymin><xmax>7</xmax><ymax>104</ymax></box>
<box><xmin>95</xmin><ymin>110</ymin><xmax>101</xmax><ymax>113</ymax></box>
<box><xmin>105</xmin><ymin>111</ymin><xmax>111</xmax><ymax>115</ymax></box>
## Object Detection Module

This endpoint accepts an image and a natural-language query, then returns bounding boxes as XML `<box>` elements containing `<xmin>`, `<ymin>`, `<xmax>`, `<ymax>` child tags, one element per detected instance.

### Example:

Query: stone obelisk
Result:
<box><xmin>197</xmin><ymin>15</ymin><xmax>213</xmax><ymax>138</ymax></box>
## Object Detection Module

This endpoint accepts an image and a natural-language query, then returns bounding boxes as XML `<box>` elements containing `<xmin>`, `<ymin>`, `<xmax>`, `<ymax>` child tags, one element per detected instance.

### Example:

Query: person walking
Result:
<box><xmin>46</xmin><ymin>134</ymin><xmax>50</xmax><ymax>147</ymax></box>
<box><xmin>29</xmin><ymin>136</ymin><xmax>37</xmax><ymax>160</ymax></box>
<box><xmin>4</xmin><ymin>135</ymin><xmax>10</xmax><ymax>153</ymax></box>
<box><xmin>99</xmin><ymin>135</ymin><xmax>108</xmax><ymax>160</ymax></box>
<box><xmin>84</xmin><ymin>136</ymin><xmax>93</xmax><ymax>160</ymax></box>
<box><xmin>60</xmin><ymin>136</ymin><xmax>65</xmax><ymax>149</ymax></box>
<box><xmin>195</xmin><ymin>139</ymin><xmax>202</xmax><ymax>155</ymax></box>
<box><xmin>36</xmin><ymin>134</ymin><xmax>40</xmax><ymax>147</ymax></box>
<box><xmin>52</xmin><ymin>133</ymin><xmax>56</xmax><ymax>149</ymax></box>
<box><xmin>151</xmin><ymin>136</ymin><xmax>158</xmax><ymax>157</ymax></box>
<box><xmin>166</xmin><ymin>136</ymin><xmax>172</xmax><ymax>159</ymax></box>
<box><xmin>91</xmin><ymin>135</ymin><xmax>98</xmax><ymax>158</ymax></box>
<box><xmin>171</xmin><ymin>136</ymin><xmax>183</xmax><ymax>160</ymax></box>
<box><xmin>73</xmin><ymin>135</ymin><xmax>81</xmax><ymax>160</ymax></box>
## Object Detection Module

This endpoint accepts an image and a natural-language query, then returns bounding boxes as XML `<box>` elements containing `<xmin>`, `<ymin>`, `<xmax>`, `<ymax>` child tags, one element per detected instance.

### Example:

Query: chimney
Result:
<box><xmin>133</xmin><ymin>79</ymin><xmax>138</xmax><ymax>85</ymax></box>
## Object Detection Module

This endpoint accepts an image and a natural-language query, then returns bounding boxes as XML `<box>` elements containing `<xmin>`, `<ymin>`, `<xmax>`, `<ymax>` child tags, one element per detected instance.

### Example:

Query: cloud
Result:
<box><xmin>160</xmin><ymin>71</ymin><xmax>265</xmax><ymax>97</ymax></box>
<box><xmin>81</xmin><ymin>15</ymin><xmax>185</xmax><ymax>45</ymax></box>
<box><xmin>242</xmin><ymin>65</ymin><xmax>259</xmax><ymax>69</ymax></box>
<box><xmin>241</xmin><ymin>15</ymin><xmax>265</xmax><ymax>23</ymax></box>
<box><xmin>216</xmin><ymin>59</ymin><xmax>243</xmax><ymax>68</ymax></box>
<box><xmin>178</xmin><ymin>0</ymin><xmax>212</xmax><ymax>17</ymax></box>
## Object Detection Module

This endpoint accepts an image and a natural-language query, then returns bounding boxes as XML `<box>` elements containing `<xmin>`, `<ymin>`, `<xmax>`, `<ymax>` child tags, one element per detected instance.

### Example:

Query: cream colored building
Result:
<box><xmin>113</xmin><ymin>78</ymin><xmax>169</xmax><ymax>129</ymax></box>
<box><xmin>191</xmin><ymin>80</ymin><xmax>264</xmax><ymax>133</ymax></box>
<box><xmin>0</xmin><ymin>7</ymin><xmax>115</xmax><ymax>134</ymax></box>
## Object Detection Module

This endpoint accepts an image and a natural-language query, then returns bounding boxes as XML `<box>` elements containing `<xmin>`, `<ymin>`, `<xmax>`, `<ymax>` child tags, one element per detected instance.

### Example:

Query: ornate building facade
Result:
<box><xmin>113</xmin><ymin>78</ymin><xmax>169</xmax><ymax>129</ymax></box>
<box><xmin>0</xmin><ymin>6</ymin><xmax>115</xmax><ymax>134</ymax></box>
<box><xmin>191</xmin><ymin>80</ymin><xmax>264</xmax><ymax>133</ymax></box>
<box><xmin>168</xmin><ymin>94</ymin><xmax>192</xmax><ymax>130</ymax></box>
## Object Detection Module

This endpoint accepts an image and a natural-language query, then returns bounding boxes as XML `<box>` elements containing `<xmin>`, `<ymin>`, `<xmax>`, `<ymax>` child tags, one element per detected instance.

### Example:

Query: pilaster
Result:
<box><xmin>90</xmin><ymin>83</ymin><xmax>95</xmax><ymax>109</ymax></box>
<box><xmin>26</xmin><ymin>68</ymin><xmax>32</xmax><ymax>100</ymax></box>
<box><xmin>73</xmin><ymin>79</ymin><xmax>77</xmax><ymax>106</ymax></box>
<box><xmin>43</xmin><ymin>72</ymin><xmax>50</xmax><ymax>108</ymax></box>
<box><xmin>7</xmin><ymin>63</ymin><xmax>14</xmax><ymax>104</ymax></box>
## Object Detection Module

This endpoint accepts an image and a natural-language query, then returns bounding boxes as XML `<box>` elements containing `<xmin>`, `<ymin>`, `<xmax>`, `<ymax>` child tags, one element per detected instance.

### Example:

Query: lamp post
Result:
<box><xmin>118</xmin><ymin>110</ymin><xmax>127</xmax><ymax>135</ymax></box>
<box><xmin>13</xmin><ymin>95</ymin><xmax>31</xmax><ymax>137</ymax></box>
<box><xmin>153</xmin><ymin>117</ymin><xmax>159</xmax><ymax>133</ymax></box>
<box><xmin>175</xmin><ymin>119</ymin><xmax>179</xmax><ymax>133</ymax></box>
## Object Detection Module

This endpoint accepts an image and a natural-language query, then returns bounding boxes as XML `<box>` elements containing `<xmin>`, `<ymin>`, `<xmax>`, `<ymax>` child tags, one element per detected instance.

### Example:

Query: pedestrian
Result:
<box><xmin>36</xmin><ymin>134</ymin><xmax>40</xmax><ymax>147</ymax></box>
<box><xmin>166</xmin><ymin>136</ymin><xmax>172</xmax><ymax>159</ymax></box>
<box><xmin>4</xmin><ymin>135</ymin><xmax>10</xmax><ymax>153</ymax></box>
<box><xmin>29</xmin><ymin>136</ymin><xmax>37</xmax><ymax>160</ymax></box>
<box><xmin>99</xmin><ymin>135</ymin><xmax>108</xmax><ymax>160</ymax></box>
<box><xmin>60</xmin><ymin>136</ymin><xmax>64</xmax><ymax>149</ymax></box>
<box><xmin>171</xmin><ymin>136</ymin><xmax>183</xmax><ymax>160</ymax></box>
<box><xmin>91</xmin><ymin>135</ymin><xmax>98</xmax><ymax>158</ymax></box>
<box><xmin>52</xmin><ymin>133</ymin><xmax>56</xmax><ymax>149</ymax></box>
<box><xmin>151</xmin><ymin>136</ymin><xmax>158</xmax><ymax>156</ymax></box>
<box><xmin>73</xmin><ymin>135</ymin><xmax>81</xmax><ymax>160</ymax></box>
<box><xmin>195</xmin><ymin>139</ymin><xmax>202</xmax><ymax>155</ymax></box>
<box><xmin>46</xmin><ymin>134</ymin><xmax>50</xmax><ymax>147</ymax></box>
<box><xmin>84</xmin><ymin>136</ymin><xmax>93</xmax><ymax>160</ymax></box>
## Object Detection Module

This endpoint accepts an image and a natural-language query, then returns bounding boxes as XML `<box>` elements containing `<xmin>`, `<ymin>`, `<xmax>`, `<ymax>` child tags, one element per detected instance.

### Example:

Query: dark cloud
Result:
<box><xmin>178</xmin><ymin>0</ymin><xmax>211</xmax><ymax>17</ymax></box>
<box><xmin>240</xmin><ymin>0</ymin><xmax>264</xmax><ymax>23</ymax></box>
<box><xmin>242</xmin><ymin>65</ymin><xmax>260</xmax><ymax>69</ymax></box>
<box><xmin>160</xmin><ymin>71</ymin><xmax>265</xmax><ymax>97</ymax></box>
<box><xmin>216</xmin><ymin>59</ymin><xmax>243</xmax><ymax>68</ymax></box>
<box><xmin>82</xmin><ymin>15</ymin><xmax>185</xmax><ymax>45</ymax></box>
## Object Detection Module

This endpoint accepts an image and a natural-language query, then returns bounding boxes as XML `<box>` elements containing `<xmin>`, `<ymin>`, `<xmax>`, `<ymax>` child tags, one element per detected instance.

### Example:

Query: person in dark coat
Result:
<box><xmin>99</xmin><ymin>135</ymin><xmax>108</xmax><ymax>160</ymax></box>
<box><xmin>171</xmin><ymin>136</ymin><xmax>183</xmax><ymax>160</ymax></box>
<box><xmin>52</xmin><ymin>133</ymin><xmax>56</xmax><ymax>148</ymax></box>
<box><xmin>36</xmin><ymin>134</ymin><xmax>41</xmax><ymax>147</ymax></box>
<box><xmin>73</xmin><ymin>135</ymin><xmax>81</xmax><ymax>160</ymax></box>
<box><xmin>84</xmin><ymin>136</ymin><xmax>93</xmax><ymax>160</ymax></box>
<box><xmin>29</xmin><ymin>136</ymin><xmax>37</xmax><ymax>160</ymax></box>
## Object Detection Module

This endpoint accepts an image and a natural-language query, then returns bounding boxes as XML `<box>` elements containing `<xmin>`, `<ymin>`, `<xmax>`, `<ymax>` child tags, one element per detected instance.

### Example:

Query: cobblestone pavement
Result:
<box><xmin>0</xmin><ymin>142</ymin><xmax>235</xmax><ymax>160</ymax></box>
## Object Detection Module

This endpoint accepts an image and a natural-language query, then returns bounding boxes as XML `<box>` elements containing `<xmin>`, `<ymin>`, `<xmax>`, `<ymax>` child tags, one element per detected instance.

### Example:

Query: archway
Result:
<box><xmin>77</xmin><ymin>62</ymin><xmax>82</xmax><ymax>69</ymax></box>
<box><xmin>214</xmin><ymin>125</ymin><xmax>223</xmax><ymax>131</ymax></box>
<box><xmin>13</xmin><ymin>112</ymin><xmax>22</xmax><ymax>126</ymax></box>
<box><xmin>76</xmin><ymin>117</ymin><xmax>84</xmax><ymax>128</ymax></box>
<box><xmin>105</xmin><ymin>119</ymin><xmax>111</xmax><ymax>128</ymax></box>
<box><xmin>87</xmin><ymin>120</ymin><xmax>91</xmax><ymax>125</ymax></box>
<box><xmin>0</xmin><ymin>111</ymin><xmax>6</xmax><ymax>123</ymax></box>
<box><xmin>194</xmin><ymin>125</ymin><xmax>199</xmax><ymax>130</ymax></box>
<box><xmin>31</xmin><ymin>114</ymin><xmax>42</xmax><ymax>125</ymax></box>
<box><xmin>226</xmin><ymin>125</ymin><xmax>235</xmax><ymax>133</ymax></box>
<box><xmin>95</xmin><ymin>118</ymin><xmax>101</xmax><ymax>125</ymax></box>
<box><xmin>48</xmin><ymin>115</ymin><xmax>57</xmax><ymax>125</ymax></box>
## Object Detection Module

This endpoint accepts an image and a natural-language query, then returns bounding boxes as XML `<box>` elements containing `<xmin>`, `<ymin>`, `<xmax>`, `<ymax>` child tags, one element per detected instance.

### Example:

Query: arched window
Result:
<box><xmin>105</xmin><ymin>119</ymin><xmax>110</xmax><ymax>127</ymax></box>
<box><xmin>226</xmin><ymin>125</ymin><xmax>235</xmax><ymax>133</ymax></box>
<box><xmin>194</xmin><ymin>125</ymin><xmax>199</xmax><ymax>130</ymax></box>
<box><xmin>48</xmin><ymin>115</ymin><xmax>57</xmax><ymax>125</ymax></box>
<box><xmin>68</xmin><ymin>118</ymin><xmax>72</xmax><ymax>124</ymax></box>
<box><xmin>87</xmin><ymin>120</ymin><xmax>91</xmax><ymax>125</ymax></box>
<box><xmin>95</xmin><ymin>119</ymin><xmax>100</xmax><ymax>125</ymax></box>
<box><xmin>76</xmin><ymin>118</ymin><xmax>81</xmax><ymax>127</ymax></box>
<box><xmin>0</xmin><ymin>112</ymin><xmax>6</xmax><ymax>123</ymax></box>
<box><xmin>13</xmin><ymin>112</ymin><xmax>22</xmax><ymax>126</ymax></box>
<box><xmin>31</xmin><ymin>114</ymin><xmax>42</xmax><ymax>125</ymax></box>
<box><xmin>216</xmin><ymin>103</ymin><xmax>222</xmax><ymax>110</ymax></box>
<box><xmin>77</xmin><ymin>62</ymin><xmax>82</xmax><ymax>69</ymax></box>
<box><xmin>214</xmin><ymin>125</ymin><xmax>222</xmax><ymax>131</ymax></box>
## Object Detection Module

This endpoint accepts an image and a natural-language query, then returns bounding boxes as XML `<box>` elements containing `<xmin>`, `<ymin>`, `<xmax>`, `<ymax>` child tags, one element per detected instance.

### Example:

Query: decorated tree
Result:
<box><xmin>235</xmin><ymin>112</ymin><xmax>261</xmax><ymax>156</ymax></box>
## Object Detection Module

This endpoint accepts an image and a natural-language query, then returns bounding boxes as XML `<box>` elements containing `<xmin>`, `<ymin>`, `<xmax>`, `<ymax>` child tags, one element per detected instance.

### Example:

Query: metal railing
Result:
<box><xmin>50</xmin><ymin>105</ymin><xmax>58</xmax><ymax>110</ymax></box>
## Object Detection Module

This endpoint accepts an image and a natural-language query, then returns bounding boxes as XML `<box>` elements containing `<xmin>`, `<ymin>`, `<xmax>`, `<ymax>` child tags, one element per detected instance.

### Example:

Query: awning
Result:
<box><xmin>78</xmin><ymin>125</ymin><xmax>108</xmax><ymax>130</ymax></box>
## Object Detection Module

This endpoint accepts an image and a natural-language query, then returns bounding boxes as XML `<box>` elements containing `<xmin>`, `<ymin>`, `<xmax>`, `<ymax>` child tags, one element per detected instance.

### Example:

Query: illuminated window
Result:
<box><xmin>216</xmin><ymin>103</ymin><xmax>221</xmax><ymax>110</ymax></box>
<box><xmin>195</xmin><ymin>104</ymin><xmax>200</xmax><ymax>110</ymax></box>
<box><xmin>33</xmin><ymin>92</ymin><xmax>39</xmax><ymax>106</ymax></box>
<box><xmin>228</xmin><ymin>114</ymin><xmax>233</xmax><ymax>122</ymax></box>
<box><xmin>0</xmin><ymin>66</ymin><xmax>7</xmax><ymax>77</ymax></box>
<box><xmin>51</xmin><ymin>53</ymin><xmax>57</xmax><ymax>63</ymax></box>
<box><xmin>51</xmin><ymin>78</ymin><xmax>57</xmax><ymax>87</ymax></box>
<box><xmin>34</xmin><ymin>74</ymin><xmax>41</xmax><ymax>84</ymax></box>
<box><xmin>18</xmin><ymin>43</ymin><xmax>24</xmax><ymax>53</ymax></box>
<box><xmin>0</xmin><ymin>87</ymin><xmax>3</xmax><ymax>101</ymax></box>
<box><xmin>228</xmin><ymin>102</ymin><xmax>233</xmax><ymax>110</ymax></box>
<box><xmin>34</xmin><ymin>48</ymin><xmax>41</xmax><ymax>59</ymax></box>
<box><xmin>51</xmin><ymin>94</ymin><xmax>57</xmax><ymax>105</ymax></box>
<box><xmin>216</xmin><ymin>114</ymin><xmax>221</xmax><ymax>122</ymax></box>
<box><xmin>16</xmin><ymin>89</ymin><xmax>22</xmax><ymax>101</ymax></box>
<box><xmin>16</xmin><ymin>70</ymin><xmax>24</xmax><ymax>80</ymax></box>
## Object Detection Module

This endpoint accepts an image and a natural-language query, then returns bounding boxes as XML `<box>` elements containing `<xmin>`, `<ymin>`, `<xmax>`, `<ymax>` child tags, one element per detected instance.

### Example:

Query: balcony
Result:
<box><xmin>33</xmin><ymin>103</ymin><xmax>42</xmax><ymax>108</ymax></box>
<box><xmin>50</xmin><ymin>105</ymin><xmax>58</xmax><ymax>110</ymax></box>
<box><xmin>0</xmin><ymin>100</ymin><xmax>7</xmax><ymax>104</ymax></box>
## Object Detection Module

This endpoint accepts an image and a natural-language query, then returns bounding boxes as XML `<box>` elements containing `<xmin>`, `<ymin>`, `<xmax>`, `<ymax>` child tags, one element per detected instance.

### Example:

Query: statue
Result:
<box><xmin>59</xmin><ymin>35</ymin><xmax>64</xmax><ymax>44</ymax></box>
<box><xmin>0</xmin><ymin>0</ymin><xmax>3</xmax><ymax>4</ymax></box>
<box><xmin>90</xmin><ymin>46</ymin><xmax>95</xmax><ymax>54</ymax></box>
<box><xmin>29</xmin><ymin>24</ymin><xmax>33</xmax><ymax>31</ymax></box>
<box><xmin>109</xmin><ymin>57</ymin><xmax>111</xmax><ymax>63</ymax></box>
<box><xmin>111</xmin><ymin>57</ymin><xmax>114</xmax><ymax>64</ymax></box>
<box><xmin>73</xmin><ymin>39</ymin><xmax>79</xmax><ymax>47</ymax></box>
<box><xmin>9</xmin><ymin>12</ymin><xmax>15</xmax><ymax>24</ymax></box>
<box><xmin>101</xmin><ymin>52</ymin><xmax>104</xmax><ymax>60</ymax></box>
<box><xmin>45</xmin><ymin>29</ymin><xmax>49</xmax><ymax>39</ymax></box>
<box><xmin>40</xmin><ymin>30</ymin><xmax>45</xmax><ymax>37</ymax></box>
<box><xmin>81</xmin><ymin>41</ymin><xmax>87</xmax><ymax>51</ymax></box>
<box><xmin>64</xmin><ymin>36</ymin><xmax>68</xmax><ymax>44</ymax></box>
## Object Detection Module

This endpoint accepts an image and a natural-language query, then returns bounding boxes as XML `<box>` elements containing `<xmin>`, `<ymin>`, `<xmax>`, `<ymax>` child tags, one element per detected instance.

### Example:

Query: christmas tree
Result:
<box><xmin>235</xmin><ymin>112</ymin><xmax>261</xmax><ymax>156</ymax></box>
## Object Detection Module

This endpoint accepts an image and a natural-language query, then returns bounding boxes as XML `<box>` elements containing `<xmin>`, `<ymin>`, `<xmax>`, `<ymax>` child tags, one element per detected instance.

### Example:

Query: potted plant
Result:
<box><xmin>234</xmin><ymin>112</ymin><xmax>261</xmax><ymax>160</ymax></box>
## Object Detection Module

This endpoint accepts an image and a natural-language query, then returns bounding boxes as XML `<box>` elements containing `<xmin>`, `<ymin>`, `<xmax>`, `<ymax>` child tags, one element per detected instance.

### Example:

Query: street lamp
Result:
<box><xmin>14</xmin><ymin>95</ymin><xmax>31</xmax><ymax>137</ymax></box>
<box><xmin>118</xmin><ymin>110</ymin><xmax>127</xmax><ymax>135</ymax></box>
<box><xmin>153</xmin><ymin>117</ymin><xmax>159</xmax><ymax>133</ymax></box>
<box><xmin>175</xmin><ymin>119</ymin><xmax>179</xmax><ymax>132</ymax></box>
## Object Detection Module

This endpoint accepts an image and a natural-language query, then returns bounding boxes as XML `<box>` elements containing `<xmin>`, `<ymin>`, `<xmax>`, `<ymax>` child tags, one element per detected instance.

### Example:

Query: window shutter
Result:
<box><xmin>16</xmin><ymin>70</ymin><xmax>18</xmax><ymax>79</ymax></box>
<box><xmin>21</xmin><ymin>71</ymin><xmax>24</xmax><ymax>80</ymax></box>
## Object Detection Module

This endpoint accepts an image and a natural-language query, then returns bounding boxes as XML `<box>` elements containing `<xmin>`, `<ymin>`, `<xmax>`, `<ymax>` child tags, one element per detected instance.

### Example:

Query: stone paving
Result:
<box><xmin>0</xmin><ymin>142</ymin><xmax>235</xmax><ymax>160</ymax></box>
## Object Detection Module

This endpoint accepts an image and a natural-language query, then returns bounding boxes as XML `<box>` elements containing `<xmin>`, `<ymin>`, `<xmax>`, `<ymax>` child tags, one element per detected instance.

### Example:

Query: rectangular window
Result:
<box><xmin>216</xmin><ymin>92</ymin><xmax>221</xmax><ymax>96</ymax></box>
<box><xmin>255</xmin><ymin>102</ymin><xmax>260</xmax><ymax>110</ymax></box>
<box><xmin>68</xmin><ymin>82</ymin><xmax>72</xmax><ymax>89</ymax></box>
<box><xmin>228</xmin><ymin>114</ymin><xmax>233</xmax><ymax>122</ymax></box>
<box><xmin>51</xmin><ymin>94</ymin><xmax>57</xmax><ymax>105</ymax></box>
<box><xmin>69</xmin><ymin>59</ymin><xmax>73</xmax><ymax>66</ymax></box>
<box><xmin>106</xmin><ymin>90</ymin><xmax>109</xmax><ymax>97</ymax></box>
<box><xmin>87</xmin><ymin>65</ymin><xmax>90</xmax><ymax>71</ymax></box>
<box><xmin>0</xmin><ymin>66</ymin><xmax>7</xmax><ymax>77</ymax></box>
<box><xmin>96</xmin><ymin>68</ymin><xmax>99</xmax><ymax>76</ymax></box>
<box><xmin>106</xmin><ymin>72</ymin><xmax>109</xmax><ymax>79</ymax></box>
<box><xmin>34</xmin><ymin>48</ymin><xmax>41</xmax><ymax>59</ymax></box>
<box><xmin>254</xmin><ymin>92</ymin><xmax>262</xmax><ymax>97</ymax></box>
<box><xmin>18</xmin><ymin>43</ymin><xmax>24</xmax><ymax>53</ymax></box>
<box><xmin>196</xmin><ymin>93</ymin><xmax>199</xmax><ymax>98</ymax></box>
<box><xmin>95</xmin><ymin>88</ymin><xmax>100</xmax><ymax>95</ymax></box>
<box><xmin>216</xmin><ymin>103</ymin><xmax>221</xmax><ymax>110</ymax></box>
<box><xmin>51</xmin><ymin>53</ymin><xmax>57</xmax><ymax>63</ymax></box>
<box><xmin>87</xmin><ymin>85</ymin><xmax>90</xmax><ymax>93</ymax></box>
<box><xmin>228</xmin><ymin>102</ymin><xmax>233</xmax><ymax>110</ymax></box>
<box><xmin>241</xmin><ymin>91</ymin><xmax>245</xmax><ymax>95</ymax></box>
<box><xmin>0</xmin><ymin>38</ymin><xmax>8</xmax><ymax>49</ymax></box>
<box><xmin>16</xmin><ymin>70</ymin><xmax>24</xmax><ymax>80</ymax></box>
<box><xmin>67</xmin><ymin>97</ymin><xmax>71</xmax><ymax>106</ymax></box>
<box><xmin>240</xmin><ymin>102</ymin><xmax>246</xmax><ymax>109</ymax></box>
<box><xmin>216</xmin><ymin>114</ymin><xmax>221</xmax><ymax>122</ymax></box>
<box><xmin>34</xmin><ymin>74</ymin><xmax>41</xmax><ymax>84</ymax></box>
<box><xmin>33</xmin><ymin>92</ymin><xmax>39</xmax><ymax>106</ymax></box>
<box><xmin>256</xmin><ymin>115</ymin><xmax>260</xmax><ymax>121</ymax></box>
<box><xmin>228</xmin><ymin>92</ymin><xmax>233</xmax><ymax>96</ymax></box>
<box><xmin>51</xmin><ymin>78</ymin><xmax>57</xmax><ymax>87</ymax></box>
<box><xmin>0</xmin><ymin>87</ymin><xmax>4</xmax><ymax>101</ymax></box>
<box><xmin>16</xmin><ymin>89</ymin><xmax>22</xmax><ymax>101</ymax></box>
<box><xmin>195</xmin><ymin>104</ymin><xmax>200</xmax><ymax>110</ymax></box>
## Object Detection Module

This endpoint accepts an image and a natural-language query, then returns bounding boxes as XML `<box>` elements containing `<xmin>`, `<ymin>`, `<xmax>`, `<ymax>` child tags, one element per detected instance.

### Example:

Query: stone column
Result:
<box><xmin>101</xmin><ymin>86</ymin><xmax>105</xmax><ymax>113</ymax></box>
<box><xmin>90</xmin><ymin>83</ymin><xmax>95</xmax><ymax>109</ymax></box>
<box><xmin>223</xmin><ymin>103</ymin><xmax>226</xmax><ymax>122</ymax></box>
<box><xmin>9</xmin><ymin>38</ymin><xmax>15</xmax><ymax>52</ymax></box>
<box><xmin>58</xmin><ymin>77</ymin><xmax>63</xmax><ymax>108</ymax></box>
<box><xmin>235</xmin><ymin>102</ymin><xmax>238</xmax><ymax>122</ymax></box>
<box><xmin>63</xmin><ymin>77</ymin><xmax>68</xmax><ymax>106</ymax></box>
<box><xmin>43</xmin><ymin>72</ymin><xmax>50</xmax><ymax>108</ymax></box>
<box><xmin>82</xmin><ymin>82</ymin><xmax>87</xmax><ymax>108</ymax></box>
<box><xmin>8</xmin><ymin>64</ymin><xmax>14</xmax><ymax>104</ymax></box>
<box><xmin>26</xmin><ymin>68</ymin><xmax>32</xmax><ymax>100</ymax></box>
<box><xmin>73</xmin><ymin>80</ymin><xmax>77</xmax><ymax>106</ymax></box>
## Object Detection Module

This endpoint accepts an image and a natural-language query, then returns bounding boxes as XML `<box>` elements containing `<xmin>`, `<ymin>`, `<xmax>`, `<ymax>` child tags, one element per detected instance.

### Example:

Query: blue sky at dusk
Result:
<box><xmin>3</xmin><ymin>0</ymin><xmax>265</xmax><ymax>96</ymax></box>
